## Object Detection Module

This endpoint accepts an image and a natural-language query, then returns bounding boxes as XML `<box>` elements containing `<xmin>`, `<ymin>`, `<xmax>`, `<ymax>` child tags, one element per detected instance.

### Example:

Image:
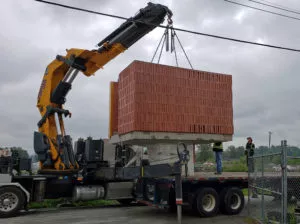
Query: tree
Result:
<box><xmin>225</xmin><ymin>145</ymin><xmax>245</xmax><ymax>159</ymax></box>
<box><xmin>196</xmin><ymin>144</ymin><xmax>213</xmax><ymax>162</ymax></box>
<box><xmin>0</xmin><ymin>147</ymin><xmax>29</xmax><ymax>160</ymax></box>
<box><xmin>10</xmin><ymin>147</ymin><xmax>29</xmax><ymax>159</ymax></box>
<box><xmin>228</xmin><ymin>145</ymin><xmax>236</xmax><ymax>159</ymax></box>
<box><xmin>236</xmin><ymin>146</ymin><xmax>245</xmax><ymax>158</ymax></box>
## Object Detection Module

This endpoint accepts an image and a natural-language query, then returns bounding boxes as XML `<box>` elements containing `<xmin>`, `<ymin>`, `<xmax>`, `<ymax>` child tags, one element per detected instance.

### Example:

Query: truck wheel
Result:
<box><xmin>195</xmin><ymin>187</ymin><xmax>219</xmax><ymax>217</ymax></box>
<box><xmin>219</xmin><ymin>187</ymin><xmax>244</xmax><ymax>215</ymax></box>
<box><xmin>0</xmin><ymin>186</ymin><xmax>25</xmax><ymax>218</ymax></box>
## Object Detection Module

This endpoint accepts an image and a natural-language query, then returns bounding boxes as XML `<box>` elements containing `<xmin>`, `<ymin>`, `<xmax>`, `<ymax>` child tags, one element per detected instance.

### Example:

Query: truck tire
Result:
<box><xmin>0</xmin><ymin>186</ymin><xmax>25</xmax><ymax>218</ymax></box>
<box><xmin>195</xmin><ymin>187</ymin><xmax>219</xmax><ymax>217</ymax></box>
<box><xmin>219</xmin><ymin>187</ymin><xmax>244</xmax><ymax>215</ymax></box>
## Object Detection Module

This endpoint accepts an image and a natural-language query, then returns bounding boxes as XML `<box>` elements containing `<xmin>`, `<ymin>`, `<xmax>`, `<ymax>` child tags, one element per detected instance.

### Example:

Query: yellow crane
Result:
<box><xmin>34</xmin><ymin>2</ymin><xmax>172</xmax><ymax>173</ymax></box>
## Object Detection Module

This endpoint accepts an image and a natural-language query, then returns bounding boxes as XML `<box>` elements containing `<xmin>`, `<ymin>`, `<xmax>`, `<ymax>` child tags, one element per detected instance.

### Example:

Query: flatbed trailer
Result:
<box><xmin>134</xmin><ymin>171</ymin><xmax>300</xmax><ymax>223</ymax></box>
<box><xmin>134</xmin><ymin>172</ymin><xmax>248</xmax><ymax>219</ymax></box>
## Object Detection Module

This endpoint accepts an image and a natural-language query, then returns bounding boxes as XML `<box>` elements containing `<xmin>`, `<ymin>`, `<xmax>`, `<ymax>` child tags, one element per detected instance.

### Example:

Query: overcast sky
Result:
<box><xmin>1</xmin><ymin>0</ymin><xmax>300</xmax><ymax>153</ymax></box>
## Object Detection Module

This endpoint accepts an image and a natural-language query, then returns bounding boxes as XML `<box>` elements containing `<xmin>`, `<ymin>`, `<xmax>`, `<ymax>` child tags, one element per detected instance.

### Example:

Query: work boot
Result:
<box><xmin>214</xmin><ymin>172</ymin><xmax>222</xmax><ymax>175</ymax></box>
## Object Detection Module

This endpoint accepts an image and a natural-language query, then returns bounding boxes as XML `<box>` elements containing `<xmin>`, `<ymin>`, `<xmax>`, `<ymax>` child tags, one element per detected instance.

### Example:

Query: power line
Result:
<box><xmin>259</xmin><ymin>0</ymin><xmax>300</xmax><ymax>13</ymax></box>
<box><xmin>35</xmin><ymin>0</ymin><xmax>128</xmax><ymax>20</ymax></box>
<box><xmin>170</xmin><ymin>27</ymin><xmax>300</xmax><ymax>52</ymax></box>
<box><xmin>224</xmin><ymin>0</ymin><xmax>300</xmax><ymax>22</ymax></box>
<box><xmin>35</xmin><ymin>0</ymin><xmax>300</xmax><ymax>53</ymax></box>
<box><xmin>248</xmin><ymin>0</ymin><xmax>300</xmax><ymax>15</ymax></box>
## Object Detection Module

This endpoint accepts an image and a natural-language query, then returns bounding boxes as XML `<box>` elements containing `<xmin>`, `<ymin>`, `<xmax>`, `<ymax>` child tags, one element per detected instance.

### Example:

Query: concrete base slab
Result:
<box><xmin>145</xmin><ymin>143</ymin><xmax>195</xmax><ymax>176</ymax></box>
<box><xmin>109</xmin><ymin>131</ymin><xmax>232</xmax><ymax>145</ymax></box>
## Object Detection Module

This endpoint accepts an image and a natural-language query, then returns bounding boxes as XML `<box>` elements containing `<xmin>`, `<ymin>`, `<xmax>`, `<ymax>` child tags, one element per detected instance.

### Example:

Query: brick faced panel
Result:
<box><xmin>115</xmin><ymin>60</ymin><xmax>233</xmax><ymax>135</ymax></box>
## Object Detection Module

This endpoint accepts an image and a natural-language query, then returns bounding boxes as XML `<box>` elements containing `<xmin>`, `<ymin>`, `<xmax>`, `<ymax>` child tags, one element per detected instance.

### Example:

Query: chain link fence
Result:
<box><xmin>248</xmin><ymin>151</ymin><xmax>284</xmax><ymax>223</ymax></box>
<box><xmin>246</xmin><ymin>140</ymin><xmax>300</xmax><ymax>223</ymax></box>
<box><xmin>286</xmin><ymin>156</ymin><xmax>300</xmax><ymax>224</ymax></box>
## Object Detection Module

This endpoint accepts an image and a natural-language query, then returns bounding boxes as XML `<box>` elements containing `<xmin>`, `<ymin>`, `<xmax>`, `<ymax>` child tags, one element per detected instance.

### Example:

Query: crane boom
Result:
<box><xmin>33</xmin><ymin>2</ymin><xmax>172</xmax><ymax>172</ymax></box>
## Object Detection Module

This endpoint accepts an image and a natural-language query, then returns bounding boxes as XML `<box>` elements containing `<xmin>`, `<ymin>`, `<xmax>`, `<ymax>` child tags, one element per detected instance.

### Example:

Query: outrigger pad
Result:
<box><xmin>34</xmin><ymin>131</ymin><xmax>50</xmax><ymax>162</ymax></box>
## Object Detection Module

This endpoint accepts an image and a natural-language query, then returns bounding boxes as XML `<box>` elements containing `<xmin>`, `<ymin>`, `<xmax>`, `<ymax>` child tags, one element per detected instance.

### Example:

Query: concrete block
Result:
<box><xmin>109</xmin><ymin>131</ymin><xmax>232</xmax><ymax>145</ymax></box>
<box><xmin>145</xmin><ymin>143</ymin><xmax>194</xmax><ymax>177</ymax></box>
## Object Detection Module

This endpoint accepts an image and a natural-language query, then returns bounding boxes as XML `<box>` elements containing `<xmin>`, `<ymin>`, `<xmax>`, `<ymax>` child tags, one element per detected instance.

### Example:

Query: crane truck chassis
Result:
<box><xmin>3</xmin><ymin>141</ymin><xmax>300</xmax><ymax>220</ymax></box>
<box><xmin>0</xmin><ymin>141</ymin><xmax>249</xmax><ymax>220</ymax></box>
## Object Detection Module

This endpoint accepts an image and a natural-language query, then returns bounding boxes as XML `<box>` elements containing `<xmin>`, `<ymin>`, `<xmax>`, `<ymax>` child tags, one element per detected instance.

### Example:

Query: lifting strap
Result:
<box><xmin>151</xmin><ymin>20</ymin><xmax>193</xmax><ymax>69</ymax></box>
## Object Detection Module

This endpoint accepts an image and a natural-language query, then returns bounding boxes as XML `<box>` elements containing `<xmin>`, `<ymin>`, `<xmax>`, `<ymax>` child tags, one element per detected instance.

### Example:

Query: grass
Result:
<box><xmin>287</xmin><ymin>204</ymin><xmax>297</xmax><ymax>224</ymax></box>
<box><xmin>288</xmin><ymin>158</ymin><xmax>300</xmax><ymax>165</ymax></box>
<box><xmin>222</xmin><ymin>158</ymin><xmax>248</xmax><ymax>172</ymax></box>
<box><xmin>28</xmin><ymin>199</ymin><xmax>119</xmax><ymax>209</ymax></box>
<box><xmin>243</xmin><ymin>217</ymin><xmax>261</xmax><ymax>224</ymax></box>
<box><xmin>195</xmin><ymin>158</ymin><xmax>248</xmax><ymax>172</ymax></box>
<box><xmin>242</xmin><ymin>188</ymin><xmax>248</xmax><ymax>196</ymax></box>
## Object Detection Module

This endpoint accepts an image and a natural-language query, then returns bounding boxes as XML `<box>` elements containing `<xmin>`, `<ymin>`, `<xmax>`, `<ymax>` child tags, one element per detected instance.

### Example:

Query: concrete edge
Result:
<box><xmin>109</xmin><ymin>132</ymin><xmax>232</xmax><ymax>145</ymax></box>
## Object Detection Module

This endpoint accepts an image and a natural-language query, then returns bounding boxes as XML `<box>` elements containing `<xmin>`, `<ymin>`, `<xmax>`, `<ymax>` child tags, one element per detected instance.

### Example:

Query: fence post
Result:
<box><xmin>281</xmin><ymin>140</ymin><xmax>288</xmax><ymax>224</ymax></box>
<box><xmin>261</xmin><ymin>147</ymin><xmax>265</xmax><ymax>221</ymax></box>
<box><xmin>247</xmin><ymin>152</ymin><xmax>250</xmax><ymax>217</ymax></box>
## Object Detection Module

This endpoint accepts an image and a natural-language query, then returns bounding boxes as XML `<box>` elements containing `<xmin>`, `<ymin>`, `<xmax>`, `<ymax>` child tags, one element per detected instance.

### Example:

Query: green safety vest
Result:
<box><xmin>245</xmin><ymin>143</ymin><xmax>255</xmax><ymax>156</ymax></box>
<box><xmin>213</xmin><ymin>142</ymin><xmax>223</xmax><ymax>152</ymax></box>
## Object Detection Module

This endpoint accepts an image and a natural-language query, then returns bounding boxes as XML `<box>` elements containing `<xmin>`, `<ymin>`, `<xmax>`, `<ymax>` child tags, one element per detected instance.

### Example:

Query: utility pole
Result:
<box><xmin>268</xmin><ymin>131</ymin><xmax>272</xmax><ymax>149</ymax></box>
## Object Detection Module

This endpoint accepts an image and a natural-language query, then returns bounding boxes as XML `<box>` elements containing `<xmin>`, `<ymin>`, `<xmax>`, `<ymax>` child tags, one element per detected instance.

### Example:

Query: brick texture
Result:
<box><xmin>112</xmin><ymin>60</ymin><xmax>233</xmax><ymax>135</ymax></box>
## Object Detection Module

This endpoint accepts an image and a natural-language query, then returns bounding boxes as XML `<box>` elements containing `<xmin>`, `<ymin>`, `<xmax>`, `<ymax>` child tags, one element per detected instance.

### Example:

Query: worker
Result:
<box><xmin>212</xmin><ymin>142</ymin><xmax>223</xmax><ymax>175</ymax></box>
<box><xmin>245</xmin><ymin>137</ymin><xmax>258</xmax><ymax>198</ymax></box>
<box><xmin>245</xmin><ymin>137</ymin><xmax>255</xmax><ymax>172</ymax></box>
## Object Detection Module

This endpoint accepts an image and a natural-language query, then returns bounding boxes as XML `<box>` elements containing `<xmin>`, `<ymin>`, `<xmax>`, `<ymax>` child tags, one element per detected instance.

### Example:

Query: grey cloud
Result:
<box><xmin>1</xmin><ymin>0</ymin><xmax>300</xmax><ymax>154</ymax></box>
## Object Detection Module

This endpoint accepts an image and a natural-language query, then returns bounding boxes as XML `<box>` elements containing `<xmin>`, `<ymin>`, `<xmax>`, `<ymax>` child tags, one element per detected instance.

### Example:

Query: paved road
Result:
<box><xmin>5</xmin><ymin>205</ymin><xmax>254</xmax><ymax>224</ymax></box>
<box><xmin>4</xmin><ymin>194</ymin><xmax>272</xmax><ymax>224</ymax></box>
<box><xmin>194</xmin><ymin>171</ymin><xmax>300</xmax><ymax>178</ymax></box>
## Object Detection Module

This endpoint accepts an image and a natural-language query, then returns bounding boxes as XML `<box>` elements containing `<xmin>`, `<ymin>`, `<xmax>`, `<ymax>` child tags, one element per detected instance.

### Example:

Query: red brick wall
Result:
<box><xmin>115</xmin><ymin>60</ymin><xmax>233</xmax><ymax>135</ymax></box>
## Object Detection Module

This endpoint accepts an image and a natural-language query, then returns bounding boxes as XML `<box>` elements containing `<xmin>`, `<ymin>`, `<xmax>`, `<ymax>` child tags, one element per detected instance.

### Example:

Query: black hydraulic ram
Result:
<box><xmin>97</xmin><ymin>2</ymin><xmax>173</xmax><ymax>52</ymax></box>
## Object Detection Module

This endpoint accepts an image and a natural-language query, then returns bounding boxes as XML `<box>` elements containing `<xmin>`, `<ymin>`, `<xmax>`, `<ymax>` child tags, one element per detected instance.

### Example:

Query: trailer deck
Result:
<box><xmin>187</xmin><ymin>172</ymin><xmax>248</xmax><ymax>180</ymax></box>
<box><xmin>147</xmin><ymin>172</ymin><xmax>249</xmax><ymax>184</ymax></box>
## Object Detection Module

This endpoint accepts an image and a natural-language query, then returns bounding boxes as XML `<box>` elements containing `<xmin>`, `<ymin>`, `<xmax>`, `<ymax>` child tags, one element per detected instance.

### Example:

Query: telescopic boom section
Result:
<box><xmin>33</xmin><ymin>3</ymin><xmax>172</xmax><ymax>172</ymax></box>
